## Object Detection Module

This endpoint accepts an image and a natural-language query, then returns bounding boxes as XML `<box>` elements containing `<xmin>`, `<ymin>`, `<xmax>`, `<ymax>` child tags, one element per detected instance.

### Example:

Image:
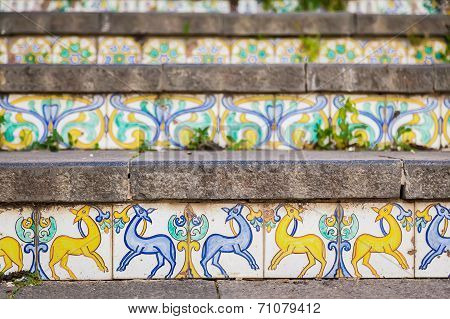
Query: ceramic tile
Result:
<box><xmin>273</xmin><ymin>95</ymin><xmax>329</xmax><ymax>150</ymax></box>
<box><xmin>98</xmin><ymin>36</ymin><xmax>141</xmax><ymax>64</ymax></box>
<box><xmin>192</xmin><ymin>0</ymin><xmax>230</xmax><ymax>12</ymax></box>
<box><xmin>415</xmin><ymin>202</ymin><xmax>450</xmax><ymax>278</ymax></box>
<box><xmin>106</xmin><ymin>94</ymin><xmax>164</xmax><ymax>149</ymax></box>
<box><xmin>257</xmin><ymin>0</ymin><xmax>298</xmax><ymax>12</ymax></box>
<box><xmin>385</xmin><ymin>95</ymin><xmax>441</xmax><ymax>149</ymax></box>
<box><xmin>274</xmin><ymin>38</ymin><xmax>317</xmax><ymax>63</ymax></box>
<box><xmin>38</xmin><ymin>205</ymin><xmax>112</xmax><ymax>280</ymax></box>
<box><xmin>412</xmin><ymin>0</ymin><xmax>443</xmax><ymax>14</ymax></box>
<box><xmin>52</xmin><ymin>37</ymin><xmax>97</xmax><ymax>64</ymax></box>
<box><xmin>117</xmin><ymin>0</ymin><xmax>139</xmax><ymax>12</ymax></box>
<box><xmin>45</xmin><ymin>0</ymin><xmax>77</xmax><ymax>12</ymax></box>
<box><xmin>231</xmin><ymin>39</ymin><xmax>275</xmax><ymax>64</ymax></box>
<box><xmin>219</xmin><ymin>94</ymin><xmax>275</xmax><ymax>149</ymax></box>
<box><xmin>319</xmin><ymin>38</ymin><xmax>364</xmax><ymax>64</ymax></box>
<box><xmin>408</xmin><ymin>38</ymin><xmax>447</xmax><ymax>65</ymax></box>
<box><xmin>156</xmin><ymin>0</ymin><xmax>192</xmax><ymax>12</ymax></box>
<box><xmin>361</xmin><ymin>38</ymin><xmax>409</xmax><ymax>64</ymax></box>
<box><xmin>2</xmin><ymin>0</ymin><xmax>44</xmax><ymax>11</ymax></box>
<box><xmin>0</xmin><ymin>38</ymin><xmax>7</xmax><ymax>63</ymax></box>
<box><xmin>264</xmin><ymin>203</ymin><xmax>336</xmax><ymax>278</ymax></box>
<box><xmin>159</xmin><ymin>94</ymin><xmax>219</xmax><ymax>149</ymax></box>
<box><xmin>0</xmin><ymin>207</ymin><xmax>35</xmax><ymax>275</ymax></box>
<box><xmin>136</xmin><ymin>0</ymin><xmax>158</xmax><ymax>11</ymax></box>
<box><xmin>186</xmin><ymin>38</ymin><xmax>230</xmax><ymax>64</ymax></box>
<box><xmin>442</xmin><ymin>96</ymin><xmax>449</xmax><ymax>149</ymax></box>
<box><xmin>341</xmin><ymin>202</ymin><xmax>415</xmax><ymax>278</ymax></box>
<box><xmin>142</xmin><ymin>38</ymin><xmax>186</xmax><ymax>64</ymax></box>
<box><xmin>8</xmin><ymin>36</ymin><xmax>52</xmax><ymax>64</ymax></box>
<box><xmin>237</xmin><ymin>0</ymin><xmax>258</xmax><ymax>13</ymax></box>
<box><xmin>78</xmin><ymin>0</ymin><xmax>120</xmax><ymax>12</ymax></box>
<box><xmin>330</xmin><ymin>94</ymin><xmax>387</xmax><ymax>149</ymax></box>
<box><xmin>373</xmin><ymin>0</ymin><xmax>413</xmax><ymax>14</ymax></box>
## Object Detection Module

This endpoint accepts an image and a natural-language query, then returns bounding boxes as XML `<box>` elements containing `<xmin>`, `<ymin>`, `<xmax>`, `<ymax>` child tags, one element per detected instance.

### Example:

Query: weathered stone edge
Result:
<box><xmin>0</xmin><ymin>12</ymin><xmax>448</xmax><ymax>36</ymax></box>
<box><xmin>0</xmin><ymin>64</ymin><xmax>448</xmax><ymax>93</ymax></box>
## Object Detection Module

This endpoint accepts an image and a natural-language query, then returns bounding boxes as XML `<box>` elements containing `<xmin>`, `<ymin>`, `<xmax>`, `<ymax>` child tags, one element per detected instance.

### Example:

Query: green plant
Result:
<box><xmin>0</xmin><ymin>271</ymin><xmax>42</xmax><ymax>299</ymax></box>
<box><xmin>137</xmin><ymin>136</ymin><xmax>155</xmax><ymax>153</ymax></box>
<box><xmin>226</xmin><ymin>135</ymin><xmax>249</xmax><ymax>150</ymax></box>
<box><xmin>300</xmin><ymin>36</ymin><xmax>320</xmax><ymax>62</ymax></box>
<box><xmin>28</xmin><ymin>129</ymin><xmax>64</xmax><ymax>152</ymax></box>
<box><xmin>186</xmin><ymin>127</ymin><xmax>223</xmax><ymax>151</ymax></box>
<box><xmin>67</xmin><ymin>132</ymin><xmax>79</xmax><ymax>150</ymax></box>
<box><xmin>0</xmin><ymin>112</ymin><xmax>5</xmax><ymax>149</ymax></box>
<box><xmin>391</xmin><ymin>126</ymin><xmax>414</xmax><ymax>151</ymax></box>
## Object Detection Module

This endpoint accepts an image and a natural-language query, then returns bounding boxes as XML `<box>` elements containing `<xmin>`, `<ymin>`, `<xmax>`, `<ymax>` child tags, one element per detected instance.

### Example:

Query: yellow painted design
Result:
<box><xmin>0</xmin><ymin>236</ymin><xmax>23</xmax><ymax>273</ymax></box>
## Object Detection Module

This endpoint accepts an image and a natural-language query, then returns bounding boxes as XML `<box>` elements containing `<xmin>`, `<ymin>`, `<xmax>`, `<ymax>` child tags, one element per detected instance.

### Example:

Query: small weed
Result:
<box><xmin>226</xmin><ymin>135</ymin><xmax>249</xmax><ymax>150</ymax></box>
<box><xmin>300</xmin><ymin>36</ymin><xmax>320</xmax><ymax>62</ymax></box>
<box><xmin>186</xmin><ymin>127</ymin><xmax>223</xmax><ymax>151</ymax></box>
<box><xmin>67</xmin><ymin>132</ymin><xmax>79</xmax><ymax>150</ymax></box>
<box><xmin>0</xmin><ymin>112</ymin><xmax>5</xmax><ymax>149</ymax></box>
<box><xmin>28</xmin><ymin>129</ymin><xmax>64</xmax><ymax>152</ymax></box>
<box><xmin>0</xmin><ymin>271</ymin><xmax>42</xmax><ymax>299</ymax></box>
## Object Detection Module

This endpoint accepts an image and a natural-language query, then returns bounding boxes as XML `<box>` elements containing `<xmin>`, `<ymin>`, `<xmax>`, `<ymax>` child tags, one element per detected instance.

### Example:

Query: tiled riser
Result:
<box><xmin>0</xmin><ymin>37</ymin><xmax>448</xmax><ymax>65</ymax></box>
<box><xmin>0</xmin><ymin>202</ymin><xmax>448</xmax><ymax>280</ymax></box>
<box><xmin>0</xmin><ymin>0</ymin><xmax>443</xmax><ymax>14</ymax></box>
<box><xmin>0</xmin><ymin>94</ymin><xmax>448</xmax><ymax>150</ymax></box>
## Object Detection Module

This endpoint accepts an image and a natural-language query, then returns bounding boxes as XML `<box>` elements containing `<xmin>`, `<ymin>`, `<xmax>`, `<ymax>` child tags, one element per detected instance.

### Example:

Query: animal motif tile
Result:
<box><xmin>340</xmin><ymin>202</ymin><xmax>414</xmax><ymax>278</ymax></box>
<box><xmin>330</xmin><ymin>95</ymin><xmax>387</xmax><ymax>149</ymax></box>
<box><xmin>0</xmin><ymin>207</ymin><xmax>35</xmax><ymax>275</ymax></box>
<box><xmin>319</xmin><ymin>38</ymin><xmax>364</xmax><ymax>64</ymax></box>
<box><xmin>192</xmin><ymin>0</ymin><xmax>230</xmax><ymax>12</ymax></box>
<box><xmin>385</xmin><ymin>95</ymin><xmax>441</xmax><ymax>149</ymax></box>
<box><xmin>274</xmin><ymin>38</ymin><xmax>317</xmax><ymax>63</ymax></box>
<box><xmin>0</xmin><ymin>38</ymin><xmax>7</xmax><ymax>63</ymax></box>
<box><xmin>415</xmin><ymin>202</ymin><xmax>450</xmax><ymax>278</ymax></box>
<box><xmin>361</xmin><ymin>38</ymin><xmax>409</xmax><ymax>64</ymax></box>
<box><xmin>264</xmin><ymin>203</ymin><xmax>336</xmax><ymax>278</ymax></box>
<box><xmin>186</xmin><ymin>38</ymin><xmax>230</xmax><ymax>64</ymax></box>
<box><xmin>38</xmin><ymin>205</ymin><xmax>112</xmax><ymax>280</ymax></box>
<box><xmin>231</xmin><ymin>39</ymin><xmax>275</xmax><ymax>64</ymax></box>
<box><xmin>52</xmin><ymin>37</ymin><xmax>97</xmax><ymax>64</ymax></box>
<box><xmin>219</xmin><ymin>94</ymin><xmax>275</xmax><ymax>149</ymax></box>
<box><xmin>98</xmin><ymin>37</ymin><xmax>141</xmax><ymax>64</ymax></box>
<box><xmin>442</xmin><ymin>96</ymin><xmax>449</xmax><ymax>149</ymax></box>
<box><xmin>8</xmin><ymin>36</ymin><xmax>52</xmax><ymax>64</ymax></box>
<box><xmin>142</xmin><ymin>38</ymin><xmax>186</xmax><ymax>64</ymax></box>
<box><xmin>408</xmin><ymin>38</ymin><xmax>448</xmax><ymax>64</ymax></box>
<box><xmin>273</xmin><ymin>95</ymin><xmax>329</xmax><ymax>150</ymax></box>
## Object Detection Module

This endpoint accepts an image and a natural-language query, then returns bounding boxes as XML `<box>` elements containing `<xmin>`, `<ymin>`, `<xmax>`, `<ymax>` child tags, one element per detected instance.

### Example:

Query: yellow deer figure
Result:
<box><xmin>351</xmin><ymin>203</ymin><xmax>408</xmax><ymax>278</ymax></box>
<box><xmin>0</xmin><ymin>237</ymin><xmax>23</xmax><ymax>274</ymax></box>
<box><xmin>49</xmin><ymin>206</ymin><xmax>108</xmax><ymax>280</ymax></box>
<box><xmin>269</xmin><ymin>204</ymin><xmax>327</xmax><ymax>278</ymax></box>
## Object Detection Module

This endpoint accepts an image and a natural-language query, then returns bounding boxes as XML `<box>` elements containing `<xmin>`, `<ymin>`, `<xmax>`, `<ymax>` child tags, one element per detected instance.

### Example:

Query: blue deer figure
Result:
<box><xmin>116</xmin><ymin>205</ymin><xmax>176</xmax><ymax>279</ymax></box>
<box><xmin>200</xmin><ymin>203</ymin><xmax>259</xmax><ymax>278</ymax></box>
<box><xmin>419</xmin><ymin>203</ymin><xmax>450</xmax><ymax>270</ymax></box>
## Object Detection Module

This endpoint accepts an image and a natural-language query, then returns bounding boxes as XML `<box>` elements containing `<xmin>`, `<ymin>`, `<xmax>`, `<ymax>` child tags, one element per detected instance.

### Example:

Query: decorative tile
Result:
<box><xmin>39</xmin><ymin>205</ymin><xmax>112</xmax><ymax>280</ymax></box>
<box><xmin>361</xmin><ymin>38</ymin><xmax>409</xmax><ymax>64</ymax></box>
<box><xmin>237</xmin><ymin>0</ymin><xmax>258</xmax><ymax>13</ymax></box>
<box><xmin>340</xmin><ymin>202</ymin><xmax>414</xmax><ymax>278</ymax></box>
<box><xmin>77</xmin><ymin>0</ymin><xmax>120</xmax><ymax>12</ymax></box>
<box><xmin>408</xmin><ymin>38</ymin><xmax>447</xmax><ymax>64</ymax></box>
<box><xmin>412</xmin><ymin>0</ymin><xmax>443</xmax><ymax>14</ymax></box>
<box><xmin>219</xmin><ymin>95</ymin><xmax>275</xmax><ymax>149</ymax></box>
<box><xmin>186</xmin><ymin>38</ymin><xmax>230</xmax><ymax>64</ymax></box>
<box><xmin>372</xmin><ymin>0</ymin><xmax>413</xmax><ymax>14</ymax></box>
<box><xmin>142</xmin><ymin>38</ymin><xmax>186</xmax><ymax>64</ymax></box>
<box><xmin>117</xmin><ymin>0</ymin><xmax>139</xmax><ymax>12</ymax></box>
<box><xmin>1</xmin><ymin>0</ymin><xmax>44</xmax><ymax>11</ymax></box>
<box><xmin>136</xmin><ymin>0</ymin><xmax>158</xmax><ymax>11</ymax></box>
<box><xmin>330</xmin><ymin>95</ymin><xmax>387</xmax><ymax>149</ymax></box>
<box><xmin>319</xmin><ymin>38</ymin><xmax>364</xmax><ymax>64</ymax></box>
<box><xmin>8</xmin><ymin>37</ymin><xmax>52</xmax><ymax>64</ymax></box>
<box><xmin>0</xmin><ymin>207</ymin><xmax>35</xmax><ymax>275</ymax></box>
<box><xmin>415</xmin><ymin>202</ymin><xmax>450</xmax><ymax>278</ymax></box>
<box><xmin>0</xmin><ymin>94</ymin><xmax>107</xmax><ymax>150</ymax></box>
<box><xmin>98</xmin><ymin>36</ymin><xmax>141</xmax><ymax>64</ymax></box>
<box><xmin>258</xmin><ymin>0</ymin><xmax>298</xmax><ymax>12</ymax></box>
<box><xmin>0</xmin><ymin>38</ymin><xmax>7</xmax><ymax>63</ymax></box>
<box><xmin>385</xmin><ymin>95</ymin><xmax>441</xmax><ymax>149</ymax></box>
<box><xmin>274</xmin><ymin>38</ymin><xmax>317</xmax><ymax>63</ymax></box>
<box><xmin>273</xmin><ymin>95</ymin><xmax>329</xmax><ymax>150</ymax></box>
<box><xmin>45</xmin><ymin>0</ymin><xmax>78</xmax><ymax>11</ymax></box>
<box><xmin>442</xmin><ymin>96</ymin><xmax>449</xmax><ymax>149</ymax></box>
<box><xmin>53</xmin><ymin>37</ymin><xmax>97</xmax><ymax>64</ymax></box>
<box><xmin>192</xmin><ymin>0</ymin><xmax>230</xmax><ymax>12</ymax></box>
<box><xmin>231</xmin><ymin>39</ymin><xmax>275</xmax><ymax>64</ymax></box>
<box><xmin>156</xmin><ymin>0</ymin><xmax>192</xmax><ymax>12</ymax></box>
<box><xmin>264</xmin><ymin>203</ymin><xmax>336</xmax><ymax>278</ymax></box>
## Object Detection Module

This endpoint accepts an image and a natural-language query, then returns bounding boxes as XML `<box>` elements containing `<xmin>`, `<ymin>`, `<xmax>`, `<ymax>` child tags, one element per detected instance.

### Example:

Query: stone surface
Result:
<box><xmin>307</xmin><ymin>64</ymin><xmax>435</xmax><ymax>93</ymax></box>
<box><xmin>0</xmin><ymin>151</ymin><xmax>133</xmax><ymax>203</ymax></box>
<box><xmin>130</xmin><ymin>151</ymin><xmax>402</xmax><ymax>200</ymax></box>
<box><xmin>434</xmin><ymin>65</ymin><xmax>450</xmax><ymax>93</ymax></box>
<box><xmin>162</xmin><ymin>64</ymin><xmax>305</xmax><ymax>93</ymax></box>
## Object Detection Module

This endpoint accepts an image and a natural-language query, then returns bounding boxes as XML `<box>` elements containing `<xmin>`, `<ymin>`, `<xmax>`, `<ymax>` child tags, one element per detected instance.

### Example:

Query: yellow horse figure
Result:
<box><xmin>269</xmin><ymin>204</ymin><xmax>327</xmax><ymax>278</ymax></box>
<box><xmin>0</xmin><ymin>237</ymin><xmax>23</xmax><ymax>274</ymax></box>
<box><xmin>351</xmin><ymin>203</ymin><xmax>409</xmax><ymax>278</ymax></box>
<box><xmin>49</xmin><ymin>206</ymin><xmax>108</xmax><ymax>280</ymax></box>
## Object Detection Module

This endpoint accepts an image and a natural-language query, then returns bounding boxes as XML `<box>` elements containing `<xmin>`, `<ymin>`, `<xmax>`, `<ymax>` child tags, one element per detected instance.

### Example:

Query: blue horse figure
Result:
<box><xmin>200</xmin><ymin>203</ymin><xmax>259</xmax><ymax>278</ymax></box>
<box><xmin>116</xmin><ymin>205</ymin><xmax>176</xmax><ymax>279</ymax></box>
<box><xmin>419</xmin><ymin>203</ymin><xmax>450</xmax><ymax>270</ymax></box>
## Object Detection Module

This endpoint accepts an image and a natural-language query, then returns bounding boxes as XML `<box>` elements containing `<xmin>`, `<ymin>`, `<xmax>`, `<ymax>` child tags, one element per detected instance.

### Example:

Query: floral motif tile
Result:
<box><xmin>273</xmin><ymin>95</ymin><xmax>329</xmax><ymax>150</ymax></box>
<box><xmin>142</xmin><ymin>38</ymin><xmax>186</xmax><ymax>64</ymax></box>
<box><xmin>442</xmin><ymin>96</ymin><xmax>449</xmax><ymax>149</ymax></box>
<box><xmin>330</xmin><ymin>94</ymin><xmax>387</xmax><ymax>149</ymax></box>
<box><xmin>319</xmin><ymin>38</ymin><xmax>364</xmax><ymax>64</ymax></box>
<box><xmin>231</xmin><ymin>39</ymin><xmax>275</xmax><ymax>64</ymax></box>
<box><xmin>373</xmin><ymin>0</ymin><xmax>413</xmax><ymax>14</ymax></box>
<box><xmin>186</xmin><ymin>38</ymin><xmax>230</xmax><ymax>64</ymax></box>
<box><xmin>52</xmin><ymin>37</ymin><xmax>97</xmax><ymax>64</ymax></box>
<box><xmin>98</xmin><ymin>36</ymin><xmax>141</xmax><ymax>64</ymax></box>
<box><xmin>274</xmin><ymin>38</ymin><xmax>317</xmax><ymax>63</ymax></box>
<box><xmin>257</xmin><ymin>0</ymin><xmax>298</xmax><ymax>12</ymax></box>
<box><xmin>361</xmin><ymin>38</ymin><xmax>409</xmax><ymax>64</ymax></box>
<box><xmin>219</xmin><ymin>95</ymin><xmax>275</xmax><ymax>149</ymax></box>
<box><xmin>0</xmin><ymin>38</ymin><xmax>7</xmax><ymax>63</ymax></box>
<box><xmin>385</xmin><ymin>95</ymin><xmax>441</xmax><ymax>149</ymax></box>
<box><xmin>415</xmin><ymin>202</ymin><xmax>450</xmax><ymax>278</ymax></box>
<box><xmin>8</xmin><ymin>37</ymin><xmax>52</xmax><ymax>64</ymax></box>
<box><xmin>38</xmin><ymin>205</ymin><xmax>112</xmax><ymax>280</ymax></box>
<box><xmin>264</xmin><ymin>203</ymin><xmax>336</xmax><ymax>278</ymax></box>
<box><xmin>156</xmin><ymin>0</ymin><xmax>192</xmax><ymax>12</ymax></box>
<box><xmin>237</xmin><ymin>0</ymin><xmax>258</xmax><ymax>13</ymax></box>
<box><xmin>136</xmin><ymin>0</ymin><xmax>158</xmax><ymax>11</ymax></box>
<box><xmin>117</xmin><ymin>0</ymin><xmax>139</xmax><ymax>12</ymax></box>
<box><xmin>44</xmin><ymin>0</ymin><xmax>78</xmax><ymax>12</ymax></box>
<box><xmin>0</xmin><ymin>207</ymin><xmax>35</xmax><ymax>275</ymax></box>
<box><xmin>192</xmin><ymin>0</ymin><xmax>230</xmax><ymax>12</ymax></box>
<box><xmin>340</xmin><ymin>202</ymin><xmax>414</xmax><ymax>278</ymax></box>
<box><xmin>77</xmin><ymin>0</ymin><xmax>120</xmax><ymax>12</ymax></box>
<box><xmin>412</xmin><ymin>0</ymin><xmax>443</xmax><ymax>14</ymax></box>
<box><xmin>0</xmin><ymin>94</ymin><xmax>107</xmax><ymax>150</ymax></box>
<box><xmin>1</xmin><ymin>0</ymin><xmax>44</xmax><ymax>11</ymax></box>
<box><xmin>408</xmin><ymin>38</ymin><xmax>448</xmax><ymax>64</ymax></box>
